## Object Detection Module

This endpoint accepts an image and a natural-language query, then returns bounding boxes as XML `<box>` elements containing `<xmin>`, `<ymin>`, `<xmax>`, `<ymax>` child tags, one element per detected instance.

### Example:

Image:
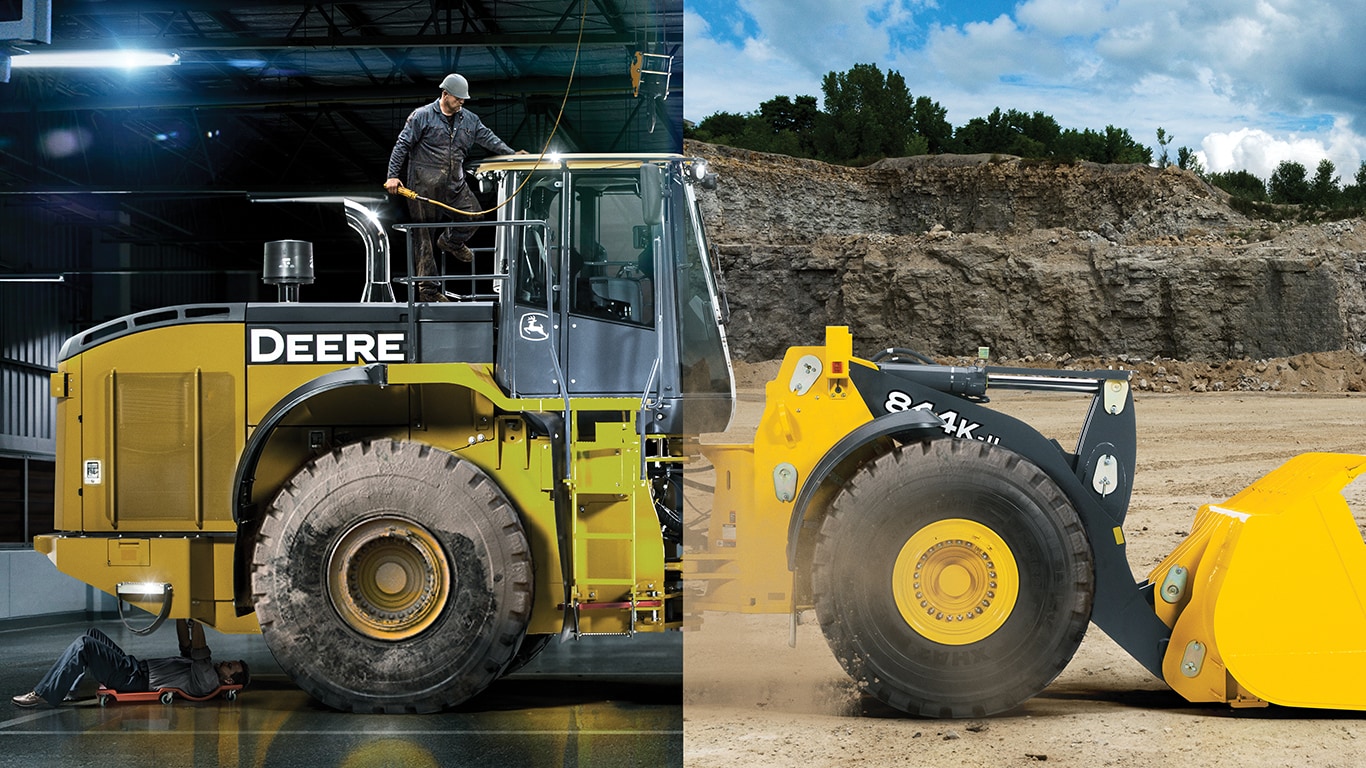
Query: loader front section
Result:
<box><xmin>693</xmin><ymin>326</ymin><xmax>1177</xmax><ymax>717</ymax></box>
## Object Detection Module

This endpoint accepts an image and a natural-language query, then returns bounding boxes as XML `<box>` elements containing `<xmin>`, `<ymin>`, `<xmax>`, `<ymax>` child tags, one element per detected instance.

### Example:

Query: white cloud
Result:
<box><xmin>1199</xmin><ymin>123</ymin><xmax>1366</xmax><ymax>180</ymax></box>
<box><xmin>683</xmin><ymin>10</ymin><xmax>817</xmax><ymax>120</ymax></box>
<box><xmin>921</xmin><ymin>15</ymin><xmax>1042</xmax><ymax>90</ymax></box>
<box><xmin>737</xmin><ymin>0</ymin><xmax>896</xmax><ymax>75</ymax></box>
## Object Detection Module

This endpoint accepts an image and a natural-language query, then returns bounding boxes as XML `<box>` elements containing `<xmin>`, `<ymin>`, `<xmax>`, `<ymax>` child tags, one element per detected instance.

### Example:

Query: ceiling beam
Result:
<box><xmin>0</xmin><ymin>76</ymin><xmax>644</xmax><ymax>112</ymax></box>
<box><xmin>24</xmin><ymin>32</ymin><xmax>635</xmax><ymax>52</ymax></box>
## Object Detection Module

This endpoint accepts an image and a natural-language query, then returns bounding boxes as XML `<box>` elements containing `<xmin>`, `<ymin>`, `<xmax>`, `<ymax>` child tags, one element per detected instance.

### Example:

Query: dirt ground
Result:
<box><xmin>683</xmin><ymin>376</ymin><xmax>1366</xmax><ymax>767</ymax></box>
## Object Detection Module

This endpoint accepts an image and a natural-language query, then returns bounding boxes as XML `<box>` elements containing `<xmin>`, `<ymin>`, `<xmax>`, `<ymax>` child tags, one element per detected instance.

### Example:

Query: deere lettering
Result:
<box><xmin>249</xmin><ymin>328</ymin><xmax>405</xmax><ymax>364</ymax></box>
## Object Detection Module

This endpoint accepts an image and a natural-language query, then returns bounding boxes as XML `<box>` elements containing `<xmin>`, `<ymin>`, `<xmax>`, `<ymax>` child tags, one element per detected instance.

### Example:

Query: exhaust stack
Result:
<box><xmin>345</xmin><ymin>199</ymin><xmax>395</xmax><ymax>302</ymax></box>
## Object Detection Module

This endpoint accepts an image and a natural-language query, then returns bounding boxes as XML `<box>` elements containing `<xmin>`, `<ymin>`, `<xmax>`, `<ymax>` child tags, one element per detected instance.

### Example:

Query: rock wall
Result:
<box><xmin>690</xmin><ymin>141</ymin><xmax>1366</xmax><ymax>364</ymax></box>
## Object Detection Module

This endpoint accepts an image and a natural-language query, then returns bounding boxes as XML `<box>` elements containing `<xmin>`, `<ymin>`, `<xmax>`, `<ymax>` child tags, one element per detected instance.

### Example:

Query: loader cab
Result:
<box><xmin>480</xmin><ymin>154</ymin><xmax>734</xmax><ymax>435</ymax></box>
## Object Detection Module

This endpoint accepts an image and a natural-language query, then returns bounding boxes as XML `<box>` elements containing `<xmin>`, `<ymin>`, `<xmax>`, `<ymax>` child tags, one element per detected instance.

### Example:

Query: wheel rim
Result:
<box><xmin>326</xmin><ymin>516</ymin><xmax>452</xmax><ymax>641</ymax></box>
<box><xmin>891</xmin><ymin>518</ymin><xmax>1020</xmax><ymax>645</ymax></box>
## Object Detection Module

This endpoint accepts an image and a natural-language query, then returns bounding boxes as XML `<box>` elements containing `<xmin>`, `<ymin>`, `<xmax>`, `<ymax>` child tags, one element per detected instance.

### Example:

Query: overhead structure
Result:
<box><xmin>0</xmin><ymin>0</ymin><xmax>683</xmax><ymax>241</ymax></box>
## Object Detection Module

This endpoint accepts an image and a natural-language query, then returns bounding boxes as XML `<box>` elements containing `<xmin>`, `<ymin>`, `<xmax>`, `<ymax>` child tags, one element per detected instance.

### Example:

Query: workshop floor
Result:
<box><xmin>0</xmin><ymin>619</ymin><xmax>680</xmax><ymax>767</ymax></box>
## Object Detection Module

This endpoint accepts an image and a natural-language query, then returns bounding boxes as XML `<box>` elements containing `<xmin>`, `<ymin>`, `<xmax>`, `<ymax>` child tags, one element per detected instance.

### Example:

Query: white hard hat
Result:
<box><xmin>439</xmin><ymin>73</ymin><xmax>471</xmax><ymax>99</ymax></box>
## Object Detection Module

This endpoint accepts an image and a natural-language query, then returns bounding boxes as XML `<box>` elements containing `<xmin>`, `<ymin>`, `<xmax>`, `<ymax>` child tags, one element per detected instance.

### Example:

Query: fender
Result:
<box><xmin>231</xmin><ymin>364</ymin><xmax>389</xmax><ymax>613</ymax></box>
<box><xmin>231</xmin><ymin>364</ymin><xmax>390</xmax><ymax>526</ymax></box>
<box><xmin>784</xmin><ymin>407</ymin><xmax>948</xmax><ymax>570</ymax></box>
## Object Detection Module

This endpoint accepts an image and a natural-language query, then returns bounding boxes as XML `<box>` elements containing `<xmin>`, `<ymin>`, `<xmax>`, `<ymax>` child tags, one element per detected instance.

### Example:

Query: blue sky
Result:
<box><xmin>684</xmin><ymin>0</ymin><xmax>1366</xmax><ymax>180</ymax></box>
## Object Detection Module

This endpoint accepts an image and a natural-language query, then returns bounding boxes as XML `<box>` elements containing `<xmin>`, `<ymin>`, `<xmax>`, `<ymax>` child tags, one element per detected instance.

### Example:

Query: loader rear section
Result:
<box><xmin>38</xmin><ymin>154</ymin><xmax>733</xmax><ymax>713</ymax></box>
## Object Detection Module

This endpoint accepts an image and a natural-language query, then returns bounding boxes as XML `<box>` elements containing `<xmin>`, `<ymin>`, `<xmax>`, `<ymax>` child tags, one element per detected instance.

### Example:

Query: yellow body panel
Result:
<box><xmin>66</xmin><ymin>323</ymin><xmax>246</xmax><ymax>534</ymax></box>
<box><xmin>1151</xmin><ymin>452</ymin><xmax>1366</xmax><ymax>708</ymax></box>
<box><xmin>34</xmin><ymin>533</ymin><xmax>260</xmax><ymax>634</ymax></box>
<box><xmin>691</xmin><ymin>327</ymin><xmax>874</xmax><ymax>613</ymax></box>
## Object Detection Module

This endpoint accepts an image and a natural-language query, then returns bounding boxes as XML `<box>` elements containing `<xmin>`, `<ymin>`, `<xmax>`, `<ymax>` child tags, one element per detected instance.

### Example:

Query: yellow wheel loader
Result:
<box><xmin>37</xmin><ymin>154</ymin><xmax>734</xmax><ymax>713</ymax></box>
<box><xmin>693</xmin><ymin>326</ymin><xmax>1366</xmax><ymax>717</ymax></box>
<box><xmin>35</xmin><ymin>153</ymin><xmax>1366</xmax><ymax>719</ymax></box>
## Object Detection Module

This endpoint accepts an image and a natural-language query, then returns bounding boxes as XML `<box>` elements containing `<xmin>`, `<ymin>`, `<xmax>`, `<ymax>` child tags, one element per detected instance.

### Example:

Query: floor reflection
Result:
<box><xmin>1</xmin><ymin>621</ymin><xmax>681</xmax><ymax>768</ymax></box>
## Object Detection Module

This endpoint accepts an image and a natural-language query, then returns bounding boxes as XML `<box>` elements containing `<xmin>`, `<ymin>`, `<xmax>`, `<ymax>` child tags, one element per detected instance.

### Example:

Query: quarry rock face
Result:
<box><xmin>690</xmin><ymin>141</ymin><xmax>1366</xmax><ymax>366</ymax></box>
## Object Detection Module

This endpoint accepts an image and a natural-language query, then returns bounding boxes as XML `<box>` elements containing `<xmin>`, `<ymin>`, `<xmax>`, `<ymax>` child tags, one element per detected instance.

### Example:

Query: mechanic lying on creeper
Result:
<box><xmin>11</xmin><ymin>619</ymin><xmax>249</xmax><ymax>707</ymax></box>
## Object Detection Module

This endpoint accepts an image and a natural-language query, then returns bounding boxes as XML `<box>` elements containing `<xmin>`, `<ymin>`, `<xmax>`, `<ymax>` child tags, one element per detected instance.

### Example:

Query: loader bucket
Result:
<box><xmin>1150</xmin><ymin>452</ymin><xmax>1366</xmax><ymax>709</ymax></box>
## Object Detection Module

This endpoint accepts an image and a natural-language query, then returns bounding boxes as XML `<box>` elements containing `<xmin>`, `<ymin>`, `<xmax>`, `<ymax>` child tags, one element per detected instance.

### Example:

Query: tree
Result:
<box><xmin>1101</xmin><ymin>126</ymin><xmax>1152</xmax><ymax>164</ymax></box>
<box><xmin>1176</xmin><ymin>146</ymin><xmax>1204</xmax><ymax>175</ymax></box>
<box><xmin>1208</xmin><ymin>170</ymin><xmax>1266</xmax><ymax>201</ymax></box>
<box><xmin>1269</xmin><ymin>161</ymin><xmax>1311</xmax><ymax>204</ymax></box>
<box><xmin>1156</xmin><ymin>127</ymin><xmax>1172</xmax><ymax>168</ymax></box>
<box><xmin>1309</xmin><ymin>158</ymin><xmax>1339</xmax><ymax>207</ymax></box>
<box><xmin>911</xmin><ymin>96</ymin><xmax>954</xmax><ymax>154</ymax></box>
<box><xmin>816</xmin><ymin>63</ymin><xmax>915</xmax><ymax>164</ymax></box>
<box><xmin>759</xmin><ymin>95</ymin><xmax>818</xmax><ymax>135</ymax></box>
<box><xmin>691</xmin><ymin>111</ymin><xmax>749</xmax><ymax>144</ymax></box>
<box><xmin>953</xmin><ymin>108</ymin><xmax>1059</xmax><ymax>158</ymax></box>
<box><xmin>1343</xmin><ymin>162</ymin><xmax>1366</xmax><ymax>205</ymax></box>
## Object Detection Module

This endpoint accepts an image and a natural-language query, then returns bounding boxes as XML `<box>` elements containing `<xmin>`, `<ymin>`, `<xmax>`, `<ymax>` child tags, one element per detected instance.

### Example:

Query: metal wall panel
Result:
<box><xmin>0</xmin><ymin>205</ymin><xmax>83</xmax><ymax>460</ymax></box>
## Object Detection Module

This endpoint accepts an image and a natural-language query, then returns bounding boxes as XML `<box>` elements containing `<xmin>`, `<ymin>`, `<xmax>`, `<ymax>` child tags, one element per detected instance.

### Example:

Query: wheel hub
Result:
<box><xmin>327</xmin><ymin>516</ymin><xmax>452</xmax><ymax>641</ymax></box>
<box><xmin>892</xmin><ymin>518</ymin><xmax>1019</xmax><ymax>645</ymax></box>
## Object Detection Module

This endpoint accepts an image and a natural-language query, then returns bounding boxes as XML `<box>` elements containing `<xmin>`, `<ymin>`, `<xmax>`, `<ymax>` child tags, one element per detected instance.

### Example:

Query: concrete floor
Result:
<box><xmin>0</xmin><ymin>619</ymin><xmax>681</xmax><ymax>767</ymax></box>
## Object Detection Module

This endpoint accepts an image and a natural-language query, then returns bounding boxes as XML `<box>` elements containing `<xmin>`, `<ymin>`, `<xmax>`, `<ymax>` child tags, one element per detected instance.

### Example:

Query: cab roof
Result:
<box><xmin>474</xmin><ymin>152</ymin><xmax>690</xmax><ymax>172</ymax></box>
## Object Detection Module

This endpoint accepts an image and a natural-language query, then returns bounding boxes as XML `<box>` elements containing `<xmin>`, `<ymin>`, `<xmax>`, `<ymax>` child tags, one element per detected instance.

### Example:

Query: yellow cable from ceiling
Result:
<box><xmin>391</xmin><ymin>0</ymin><xmax>589</xmax><ymax>217</ymax></box>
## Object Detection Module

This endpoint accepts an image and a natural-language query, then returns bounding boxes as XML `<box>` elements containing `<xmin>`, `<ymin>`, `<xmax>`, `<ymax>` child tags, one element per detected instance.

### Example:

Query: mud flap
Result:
<box><xmin>1151</xmin><ymin>452</ymin><xmax>1366</xmax><ymax>708</ymax></box>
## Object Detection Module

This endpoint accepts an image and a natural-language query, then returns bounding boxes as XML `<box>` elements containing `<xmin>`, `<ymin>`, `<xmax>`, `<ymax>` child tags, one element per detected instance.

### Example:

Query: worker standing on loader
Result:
<box><xmin>10</xmin><ymin>620</ymin><xmax>248</xmax><ymax>708</ymax></box>
<box><xmin>383</xmin><ymin>73</ymin><xmax>526</xmax><ymax>302</ymax></box>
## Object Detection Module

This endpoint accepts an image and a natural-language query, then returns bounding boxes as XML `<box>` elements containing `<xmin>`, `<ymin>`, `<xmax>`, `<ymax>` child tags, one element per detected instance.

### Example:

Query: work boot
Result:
<box><xmin>11</xmin><ymin>691</ymin><xmax>44</xmax><ymax>708</ymax></box>
<box><xmin>418</xmin><ymin>283</ymin><xmax>449</xmax><ymax>303</ymax></box>
<box><xmin>436</xmin><ymin>234</ymin><xmax>474</xmax><ymax>263</ymax></box>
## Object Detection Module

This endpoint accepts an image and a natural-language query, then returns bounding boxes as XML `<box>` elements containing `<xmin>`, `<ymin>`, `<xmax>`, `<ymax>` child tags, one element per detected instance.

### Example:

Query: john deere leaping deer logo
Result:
<box><xmin>519</xmin><ymin>312</ymin><xmax>550</xmax><ymax>341</ymax></box>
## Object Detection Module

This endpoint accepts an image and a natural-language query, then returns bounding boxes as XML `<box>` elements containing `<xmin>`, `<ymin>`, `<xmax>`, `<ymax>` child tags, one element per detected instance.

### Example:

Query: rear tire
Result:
<box><xmin>812</xmin><ymin>439</ymin><xmax>1093</xmax><ymax>717</ymax></box>
<box><xmin>251</xmin><ymin>439</ymin><xmax>533</xmax><ymax>713</ymax></box>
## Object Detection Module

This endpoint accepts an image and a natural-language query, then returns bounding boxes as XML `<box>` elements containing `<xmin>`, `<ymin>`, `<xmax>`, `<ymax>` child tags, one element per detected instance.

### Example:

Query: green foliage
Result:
<box><xmin>1176</xmin><ymin>147</ymin><xmax>1204</xmax><ymax>175</ymax></box>
<box><xmin>1156</xmin><ymin>127</ymin><xmax>1172</xmax><ymax>168</ymax></box>
<box><xmin>691</xmin><ymin>111</ymin><xmax>749</xmax><ymax>144</ymax></box>
<box><xmin>955</xmin><ymin>108</ymin><xmax>1061</xmax><ymax>158</ymax></box>
<box><xmin>1208</xmin><ymin>170</ymin><xmax>1267</xmax><ymax>201</ymax></box>
<box><xmin>1310</xmin><ymin>159</ymin><xmax>1339</xmax><ymax>207</ymax></box>
<box><xmin>683</xmin><ymin>62</ymin><xmax>1165</xmax><ymax>168</ymax></box>
<box><xmin>912</xmin><ymin>96</ymin><xmax>954</xmax><ymax>154</ymax></box>
<box><xmin>815</xmin><ymin>63</ymin><xmax>916</xmax><ymax>164</ymax></box>
<box><xmin>1269</xmin><ymin>161</ymin><xmax>1311</xmax><ymax>204</ymax></box>
<box><xmin>1204</xmin><ymin>160</ymin><xmax>1366</xmax><ymax>221</ymax></box>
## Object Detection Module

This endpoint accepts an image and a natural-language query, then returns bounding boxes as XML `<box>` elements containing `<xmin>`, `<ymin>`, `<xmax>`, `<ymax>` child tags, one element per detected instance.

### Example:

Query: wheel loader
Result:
<box><xmin>36</xmin><ymin>153</ymin><xmax>734</xmax><ymax>713</ymax></box>
<box><xmin>35</xmin><ymin>152</ymin><xmax>1366</xmax><ymax>718</ymax></box>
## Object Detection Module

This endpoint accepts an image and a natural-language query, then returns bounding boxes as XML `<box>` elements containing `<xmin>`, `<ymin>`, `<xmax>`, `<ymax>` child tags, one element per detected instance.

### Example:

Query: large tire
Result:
<box><xmin>251</xmin><ymin>439</ymin><xmax>533</xmax><ymax>713</ymax></box>
<box><xmin>812</xmin><ymin>439</ymin><xmax>1093</xmax><ymax>718</ymax></box>
<box><xmin>501</xmin><ymin>633</ymin><xmax>554</xmax><ymax>677</ymax></box>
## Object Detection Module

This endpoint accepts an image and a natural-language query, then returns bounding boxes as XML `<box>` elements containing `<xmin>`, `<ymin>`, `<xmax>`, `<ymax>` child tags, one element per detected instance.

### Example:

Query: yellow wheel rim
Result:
<box><xmin>327</xmin><ymin>516</ymin><xmax>451</xmax><ymax>641</ymax></box>
<box><xmin>892</xmin><ymin>518</ymin><xmax>1019</xmax><ymax>645</ymax></box>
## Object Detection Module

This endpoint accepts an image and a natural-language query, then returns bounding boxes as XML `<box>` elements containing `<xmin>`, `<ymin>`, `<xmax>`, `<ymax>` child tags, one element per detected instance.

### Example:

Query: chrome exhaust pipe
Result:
<box><xmin>344</xmin><ymin>199</ymin><xmax>395</xmax><ymax>302</ymax></box>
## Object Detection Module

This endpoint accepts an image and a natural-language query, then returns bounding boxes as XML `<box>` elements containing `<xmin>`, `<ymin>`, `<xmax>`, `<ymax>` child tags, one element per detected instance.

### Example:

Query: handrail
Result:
<box><xmin>391</xmin><ymin>219</ymin><xmax>548</xmax><ymax>364</ymax></box>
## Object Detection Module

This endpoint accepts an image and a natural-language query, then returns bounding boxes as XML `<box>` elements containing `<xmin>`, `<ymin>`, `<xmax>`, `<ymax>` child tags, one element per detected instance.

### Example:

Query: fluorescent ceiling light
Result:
<box><xmin>0</xmin><ymin>274</ymin><xmax>64</xmax><ymax>282</ymax></box>
<box><xmin>11</xmin><ymin>50</ymin><xmax>180</xmax><ymax>69</ymax></box>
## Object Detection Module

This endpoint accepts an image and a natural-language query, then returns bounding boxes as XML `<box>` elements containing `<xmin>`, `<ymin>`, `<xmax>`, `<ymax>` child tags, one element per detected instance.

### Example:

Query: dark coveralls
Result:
<box><xmin>386</xmin><ymin>100</ymin><xmax>515</xmax><ymax>299</ymax></box>
<box><xmin>31</xmin><ymin>628</ymin><xmax>218</xmax><ymax>706</ymax></box>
